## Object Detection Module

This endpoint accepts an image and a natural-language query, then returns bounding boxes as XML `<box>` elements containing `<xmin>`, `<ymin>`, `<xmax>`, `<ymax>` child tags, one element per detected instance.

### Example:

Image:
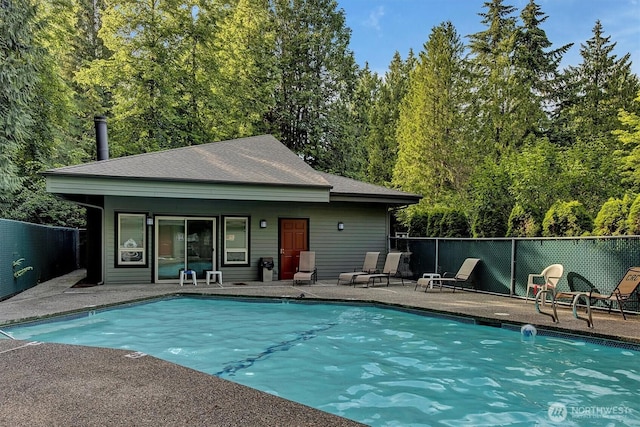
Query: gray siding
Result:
<box><xmin>103</xmin><ymin>197</ymin><xmax>389</xmax><ymax>284</ymax></box>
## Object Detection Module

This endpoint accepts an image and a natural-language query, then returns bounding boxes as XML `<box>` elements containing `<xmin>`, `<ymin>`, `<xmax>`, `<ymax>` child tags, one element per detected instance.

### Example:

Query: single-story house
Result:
<box><xmin>44</xmin><ymin>134</ymin><xmax>421</xmax><ymax>285</ymax></box>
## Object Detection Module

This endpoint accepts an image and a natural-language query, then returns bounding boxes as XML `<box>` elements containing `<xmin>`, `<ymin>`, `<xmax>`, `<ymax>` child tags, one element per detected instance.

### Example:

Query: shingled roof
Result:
<box><xmin>45</xmin><ymin>134</ymin><xmax>420</xmax><ymax>203</ymax></box>
<box><xmin>45</xmin><ymin>135</ymin><xmax>331</xmax><ymax>188</ymax></box>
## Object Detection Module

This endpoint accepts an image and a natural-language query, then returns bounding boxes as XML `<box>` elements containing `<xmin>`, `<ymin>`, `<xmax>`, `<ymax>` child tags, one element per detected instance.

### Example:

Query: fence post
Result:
<box><xmin>510</xmin><ymin>239</ymin><xmax>516</xmax><ymax>296</ymax></box>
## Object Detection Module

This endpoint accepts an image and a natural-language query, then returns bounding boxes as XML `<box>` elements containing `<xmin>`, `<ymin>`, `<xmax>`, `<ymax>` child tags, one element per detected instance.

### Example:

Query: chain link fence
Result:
<box><xmin>393</xmin><ymin>236</ymin><xmax>640</xmax><ymax>311</ymax></box>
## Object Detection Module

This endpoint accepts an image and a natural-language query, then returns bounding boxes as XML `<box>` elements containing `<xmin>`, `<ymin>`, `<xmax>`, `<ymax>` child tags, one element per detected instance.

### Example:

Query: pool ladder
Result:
<box><xmin>0</xmin><ymin>329</ymin><xmax>15</xmax><ymax>340</ymax></box>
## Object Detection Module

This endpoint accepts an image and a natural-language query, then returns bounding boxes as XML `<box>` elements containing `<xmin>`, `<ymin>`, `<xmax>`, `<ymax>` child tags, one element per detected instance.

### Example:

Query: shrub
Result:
<box><xmin>542</xmin><ymin>201</ymin><xmax>593</xmax><ymax>237</ymax></box>
<box><xmin>471</xmin><ymin>206</ymin><xmax>509</xmax><ymax>237</ymax></box>
<box><xmin>427</xmin><ymin>208</ymin><xmax>447</xmax><ymax>237</ymax></box>
<box><xmin>407</xmin><ymin>208</ymin><xmax>470</xmax><ymax>237</ymax></box>
<box><xmin>506</xmin><ymin>203</ymin><xmax>540</xmax><ymax>237</ymax></box>
<box><xmin>593</xmin><ymin>196</ymin><xmax>632</xmax><ymax>235</ymax></box>
<box><xmin>408</xmin><ymin>212</ymin><xmax>429</xmax><ymax>236</ymax></box>
<box><xmin>627</xmin><ymin>194</ymin><xmax>640</xmax><ymax>234</ymax></box>
<box><xmin>440</xmin><ymin>209</ymin><xmax>470</xmax><ymax>237</ymax></box>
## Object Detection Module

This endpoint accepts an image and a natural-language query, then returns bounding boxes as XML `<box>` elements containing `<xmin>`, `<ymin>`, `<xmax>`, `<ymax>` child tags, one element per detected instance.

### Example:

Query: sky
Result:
<box><xmin>337</xmin><ymin>0</ymin><xmax>640</xmax><ymax>76</ymax></box>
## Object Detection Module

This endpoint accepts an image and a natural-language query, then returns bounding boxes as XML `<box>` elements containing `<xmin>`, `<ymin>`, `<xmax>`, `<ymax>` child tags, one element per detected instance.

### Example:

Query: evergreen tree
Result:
<box><xmin>268</xmin><ymin>0</ymin><xmax>358</xmax><ymax>169</ymax></box>
<box><xmin>555</xmin><ymin>21</ymin><xmax>639</xmax><ymax>213</ymax></box>
<box><xmin>393</xmin><ymin>22</ymin><xmax>470</xmax><ymax>205</ymax></box>
<box><xmin>346</xmin><ymin>63</ymin><xmax>381</xmax><ymax>180</ymax></box>
<box><xmin>366</xmin><ymin>50</ymin><xmax>414</xmax><ymax>185</ymax></box>
<box><xmin>514</xmin><ymin>0</ymin><xmax>571</xmax><ymax>138</ymax></box>
<box><xmin>468</xmin><ymin>0</ymin><xmax>524</xmax><ymax>154</ymax></box>
<box><xmin>559</xmin><ymin>21</ymin><xmax>639</xmax><ymax>144</ymax></box>
<box><xmin>0</xmin><ymin>0</ymin><xmax>39</xmax><ymax>201</ymax></box>
<box><xmin>212</xmin><ymin>0</ymin><xmax>276</xmax><ymax>139</ymax></box>
<box><xmin>615</xmin><ymin>91</ymin><xmax>640</xmax><ymax>192</ymax></box>
<box><xmin>76</xmin><ymin>0</ymin><xmax>226</xmax><ymax>156</ymax></box>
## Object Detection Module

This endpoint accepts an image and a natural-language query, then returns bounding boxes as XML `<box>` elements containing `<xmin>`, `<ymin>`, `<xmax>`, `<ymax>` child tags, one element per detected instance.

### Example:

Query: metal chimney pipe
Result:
<box><xmin>94</xmin><ymin>115</ymin><xmax>109</xmax><ymax>161</ymax></box>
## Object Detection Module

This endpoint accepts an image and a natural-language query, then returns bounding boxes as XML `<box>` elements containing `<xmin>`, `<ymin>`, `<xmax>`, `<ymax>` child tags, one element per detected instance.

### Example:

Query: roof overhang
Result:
<box><xmin>45</xmin><ymin>175</ymin><xmax>331</xmax><ymax>203</ymax></box>
<box><xmin>329</xmin><ymin>192</ymin><xmax>422</xmax><ymax>205</ymax></box>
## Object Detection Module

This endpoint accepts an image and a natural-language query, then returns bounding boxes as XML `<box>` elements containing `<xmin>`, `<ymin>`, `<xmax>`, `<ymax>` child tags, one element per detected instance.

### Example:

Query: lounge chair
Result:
<box><xmin>352</xmin><ymin>252</ymin><xmax>403</xmax><ymax>287</ymax></box>
<box><xmin>293</xmin><ymin>251</ymin><xmax>317</xmax><ymax>285</ymax></box>
<box><xmin>415</xmin><ymin>258</ymin><xmax>481</xmax><ymax>292</ymax></box>
<box><xmin>525</xmin><ymin>264</ymin><xmax>563</xmax><ymax>303</ymax></box>
<box><xmin>336</xmin><ymin>252</ymin><xmax>380</xmax><ymax>285</ymax></box>
<box><xmin>536</xmin><ymin>267</ymin><xmax>640</xmax><ymax>328</ymax></box>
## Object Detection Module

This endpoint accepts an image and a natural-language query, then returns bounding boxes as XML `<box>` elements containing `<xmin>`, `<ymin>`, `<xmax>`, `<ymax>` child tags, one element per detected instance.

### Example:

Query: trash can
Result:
<box><xmin>259</xmin><ymin>257</ymin><xmax>274</xmax><ymax>282</ymax></box>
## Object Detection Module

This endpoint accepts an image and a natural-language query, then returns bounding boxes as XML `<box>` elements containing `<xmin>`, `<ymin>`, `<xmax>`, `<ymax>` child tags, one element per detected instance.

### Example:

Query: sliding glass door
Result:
<box><xmin>155</xmin><ymin>217</ymin><xmax>216</xmax><ymax>282</ymax></box>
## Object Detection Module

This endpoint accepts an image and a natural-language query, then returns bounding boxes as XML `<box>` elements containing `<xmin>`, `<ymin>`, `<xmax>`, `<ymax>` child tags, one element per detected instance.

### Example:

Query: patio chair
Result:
<box><xmin>536</xmin><ymin>267</ymin><xmax>640</xmax><ymax>328</ymax></box>
<box><xmin>414</xmin><ymin>258</ymin><xmax>481</xmax><ymax>292</ymax></box>
<box><xmin>293</xmin><ymin>251</ymin><xmax>317</xmax><ymax>285</ymax></box>
<box><xmin>588</xmin><ymin>267</ymin><xmax>640</xmax><ymax>320</ymax></box>
<box><xmin>336</xmin><ymin>252</ymin><xmax>380</xmax><ymax>285</ymax></box>
<box><xmin>567</xmin><ymin>272</ymin><xmax>600</xmax><ymax>307</ymax></box>
<box><xmin>525</xmin><ymin>264</ymin><xmax>563</xmax><ymax>303</ymax></box>
<box><xmin>352</xmin><ymin>252</ymin><xmax>403</xmax><ymax>287</ymax></box>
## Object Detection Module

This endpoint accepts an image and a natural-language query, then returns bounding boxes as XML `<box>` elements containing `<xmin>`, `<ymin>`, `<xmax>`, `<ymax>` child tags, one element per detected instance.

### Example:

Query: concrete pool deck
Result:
<box><xmin>1</xmin><ymin>270</ymin><xmax>639</xmax><ymax>426</ymax></box>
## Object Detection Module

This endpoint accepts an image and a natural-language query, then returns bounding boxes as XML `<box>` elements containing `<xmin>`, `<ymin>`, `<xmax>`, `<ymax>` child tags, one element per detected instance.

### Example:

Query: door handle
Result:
<box><xmin>280</xmin><ymin>248</ymin><xmax>284</xmax><ymax>255</ymax></box>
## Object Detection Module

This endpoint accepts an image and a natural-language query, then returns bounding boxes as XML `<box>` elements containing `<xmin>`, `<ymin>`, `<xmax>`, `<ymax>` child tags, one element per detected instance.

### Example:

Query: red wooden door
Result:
<box><xmin>279</xmin><ymin>219</ymin><xmax>308</xmax><ymax>280</ymax></box>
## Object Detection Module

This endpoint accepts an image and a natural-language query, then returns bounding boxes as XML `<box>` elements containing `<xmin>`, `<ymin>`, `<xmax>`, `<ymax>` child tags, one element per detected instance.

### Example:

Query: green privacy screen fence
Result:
<box><xmin>394</xmin><ymin>236</ymin><xmax>640</xmax><ymax>309</ymax></box>
<box><xmin>0</xmin><ymin>219</ymin><xmax>80</xmax><ymax>300</ymax></box>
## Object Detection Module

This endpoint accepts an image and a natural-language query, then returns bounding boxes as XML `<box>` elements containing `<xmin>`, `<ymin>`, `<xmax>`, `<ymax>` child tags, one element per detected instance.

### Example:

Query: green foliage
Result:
<box><xmin>542</xmin><ymin>200</ymin><xmax>593</xmax><ymax>237</ymax></box>
<box><xmin>408</xmin><ymin>211</ymin><xmax>429</xmax><ymax>237</ymax></box>
<box><xmin>212</xmin><ymin>0</ymin><xmax>275</xmax><ymax>138</ymax></box>
<box><xmin>468</xmin><ymin>0</ymin><xmax>527</xmax><ymax>152</ymax></box>
<box><xmin>2</xmin><ymin>0</ymin><xmax>640</xmax><ymax>240</ymax></box>
<box><xmin>269</xmin><ymin>0</ymin><xmax>358</xmax><ymax>170</ymax></box>
<box><xmin>407</xmin><ymin>207</ymin><xmax>469</xmax><ymax>237</ymax></box>
<box><xmin>439</xmin><ymin>209</ymin><xmax>470</xmax><ymax>237</ymax></box>
<box><xmin>557</xmin><ymin>21</ymin><xmax>639</xmax><ymax>145</ymax></box>
<box><xmin>468</xmin><ymin>158</ymin><xmax>513</xmax><ymax>237</ymax></box>
<box><xmin>593</xmin><ymin>196</ymin><xmax>632</xmax><ymax>236</ymax></box>
<box><xmin>614</xmin><ymin>91</ymin><xmax>640</xmax><ymax>192</ymax></box>
<box><xmin>365</xmin><ymin>51</ymin><xmax>414</xmax><ymax>185</ymax></box>
<box><xmin>626</xmin><ymin>194</ymin><xmax>640</xmax><ymax>235</ymax></box>
<box><xmin>0</xmin><ymin>0</ymin><xmax>39</xmax><ymax>199</ymax></box>
<box><xmin>393</xmin><ymin>22</ymin><xmax>472</xmax><ymax>203</ymax></box>
<box><xmin>0</xmin><ymin>178</ymin><xmax>86</xmax><ymax>228</ymax></box>
<box><xmin>506</xmin><ymin>136</ymin><xmax>563</xmax><ymax>219</ymax></box>
<box><xmin>506</xmin><ymin>203</ymin><xmax>540</xmax><ymax>237</ymax></box>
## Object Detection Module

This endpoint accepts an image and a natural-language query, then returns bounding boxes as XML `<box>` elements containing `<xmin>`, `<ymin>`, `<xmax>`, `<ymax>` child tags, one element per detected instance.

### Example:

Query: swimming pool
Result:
<box><xmin>5</xmin><ymin>297</ymin><xmax>639</xmax><ymax>426</ymax></box>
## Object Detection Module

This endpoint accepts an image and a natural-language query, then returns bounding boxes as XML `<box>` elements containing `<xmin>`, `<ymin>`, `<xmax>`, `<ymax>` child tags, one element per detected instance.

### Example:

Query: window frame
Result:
<box><xmin>222</xmin><ymin>216</ymin><xmax>250</xmax><ymax>266</ymax></box>
<box><xmin>115</xmin><ymin>212</ymin><xmax>147</xmax><ymax>267</ymax></box>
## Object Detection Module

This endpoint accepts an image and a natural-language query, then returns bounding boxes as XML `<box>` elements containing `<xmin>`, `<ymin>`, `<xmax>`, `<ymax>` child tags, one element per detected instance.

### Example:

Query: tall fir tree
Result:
<box><xmin>514</xmin><ymin>0</ymin><xmax>571</xmax><ymax>138</ymax></box>
<box><xmin>557</xmin><ymin>20</ymin><xmax>639</xmax><ymax>145</ymax></box>
<box><xmin>366</xmin><ymin>50</ymin><xmax>414</xmax><ymax>185</ymax></box>
<box><xmin>212</xmin><ymin>0</ymin><xmax>276</xmax><ymax>139</ymax></box>
<box><xmin>468</xmin><ymin>0</ymin><xmax>525</xmax><ymax>155</ymax></box>
<box><xmin>555</xmin><ymin>21</ymin><xmax>639</xmax><ymax>213</ymax></box>
<box><xmin>268</xmin><ymin>0</ymin><xmax>357</xmax><ymax>169</ymax></box>
<box><xmin>393</xmin><ymin>22</ymin><xmax>471</xmax><ymax>205</ymax></box>
<box><xmin>0</xmin><ymin>0</ymin><xmax>39</xmax><ymax>200</ymax></box>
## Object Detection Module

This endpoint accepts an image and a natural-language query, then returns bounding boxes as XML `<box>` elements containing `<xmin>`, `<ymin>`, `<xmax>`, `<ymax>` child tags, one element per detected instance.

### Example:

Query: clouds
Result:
<box><xmin>363</xmin><ymin>6</ymin><xmax>385</xmax><ymax>32</ymax></box>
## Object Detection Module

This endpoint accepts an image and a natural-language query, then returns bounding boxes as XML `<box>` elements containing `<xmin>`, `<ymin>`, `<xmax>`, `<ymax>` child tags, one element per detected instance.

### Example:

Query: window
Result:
<box><xmin>117</xmin><ymin>213</ymin><xmax>146</xmax><ymax>266</ymax></box>
<box><xmin>223</xmin><ymin>216</ymin><xmax>249</xmax><ymax>265</ymax></box>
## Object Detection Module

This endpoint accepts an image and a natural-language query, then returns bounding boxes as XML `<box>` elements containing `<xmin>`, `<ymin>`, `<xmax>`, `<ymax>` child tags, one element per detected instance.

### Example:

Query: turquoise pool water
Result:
<box><xmin>5</xmin><ymin>297</ymin><xmax>640</xmax><ymax>426</ymax></box>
